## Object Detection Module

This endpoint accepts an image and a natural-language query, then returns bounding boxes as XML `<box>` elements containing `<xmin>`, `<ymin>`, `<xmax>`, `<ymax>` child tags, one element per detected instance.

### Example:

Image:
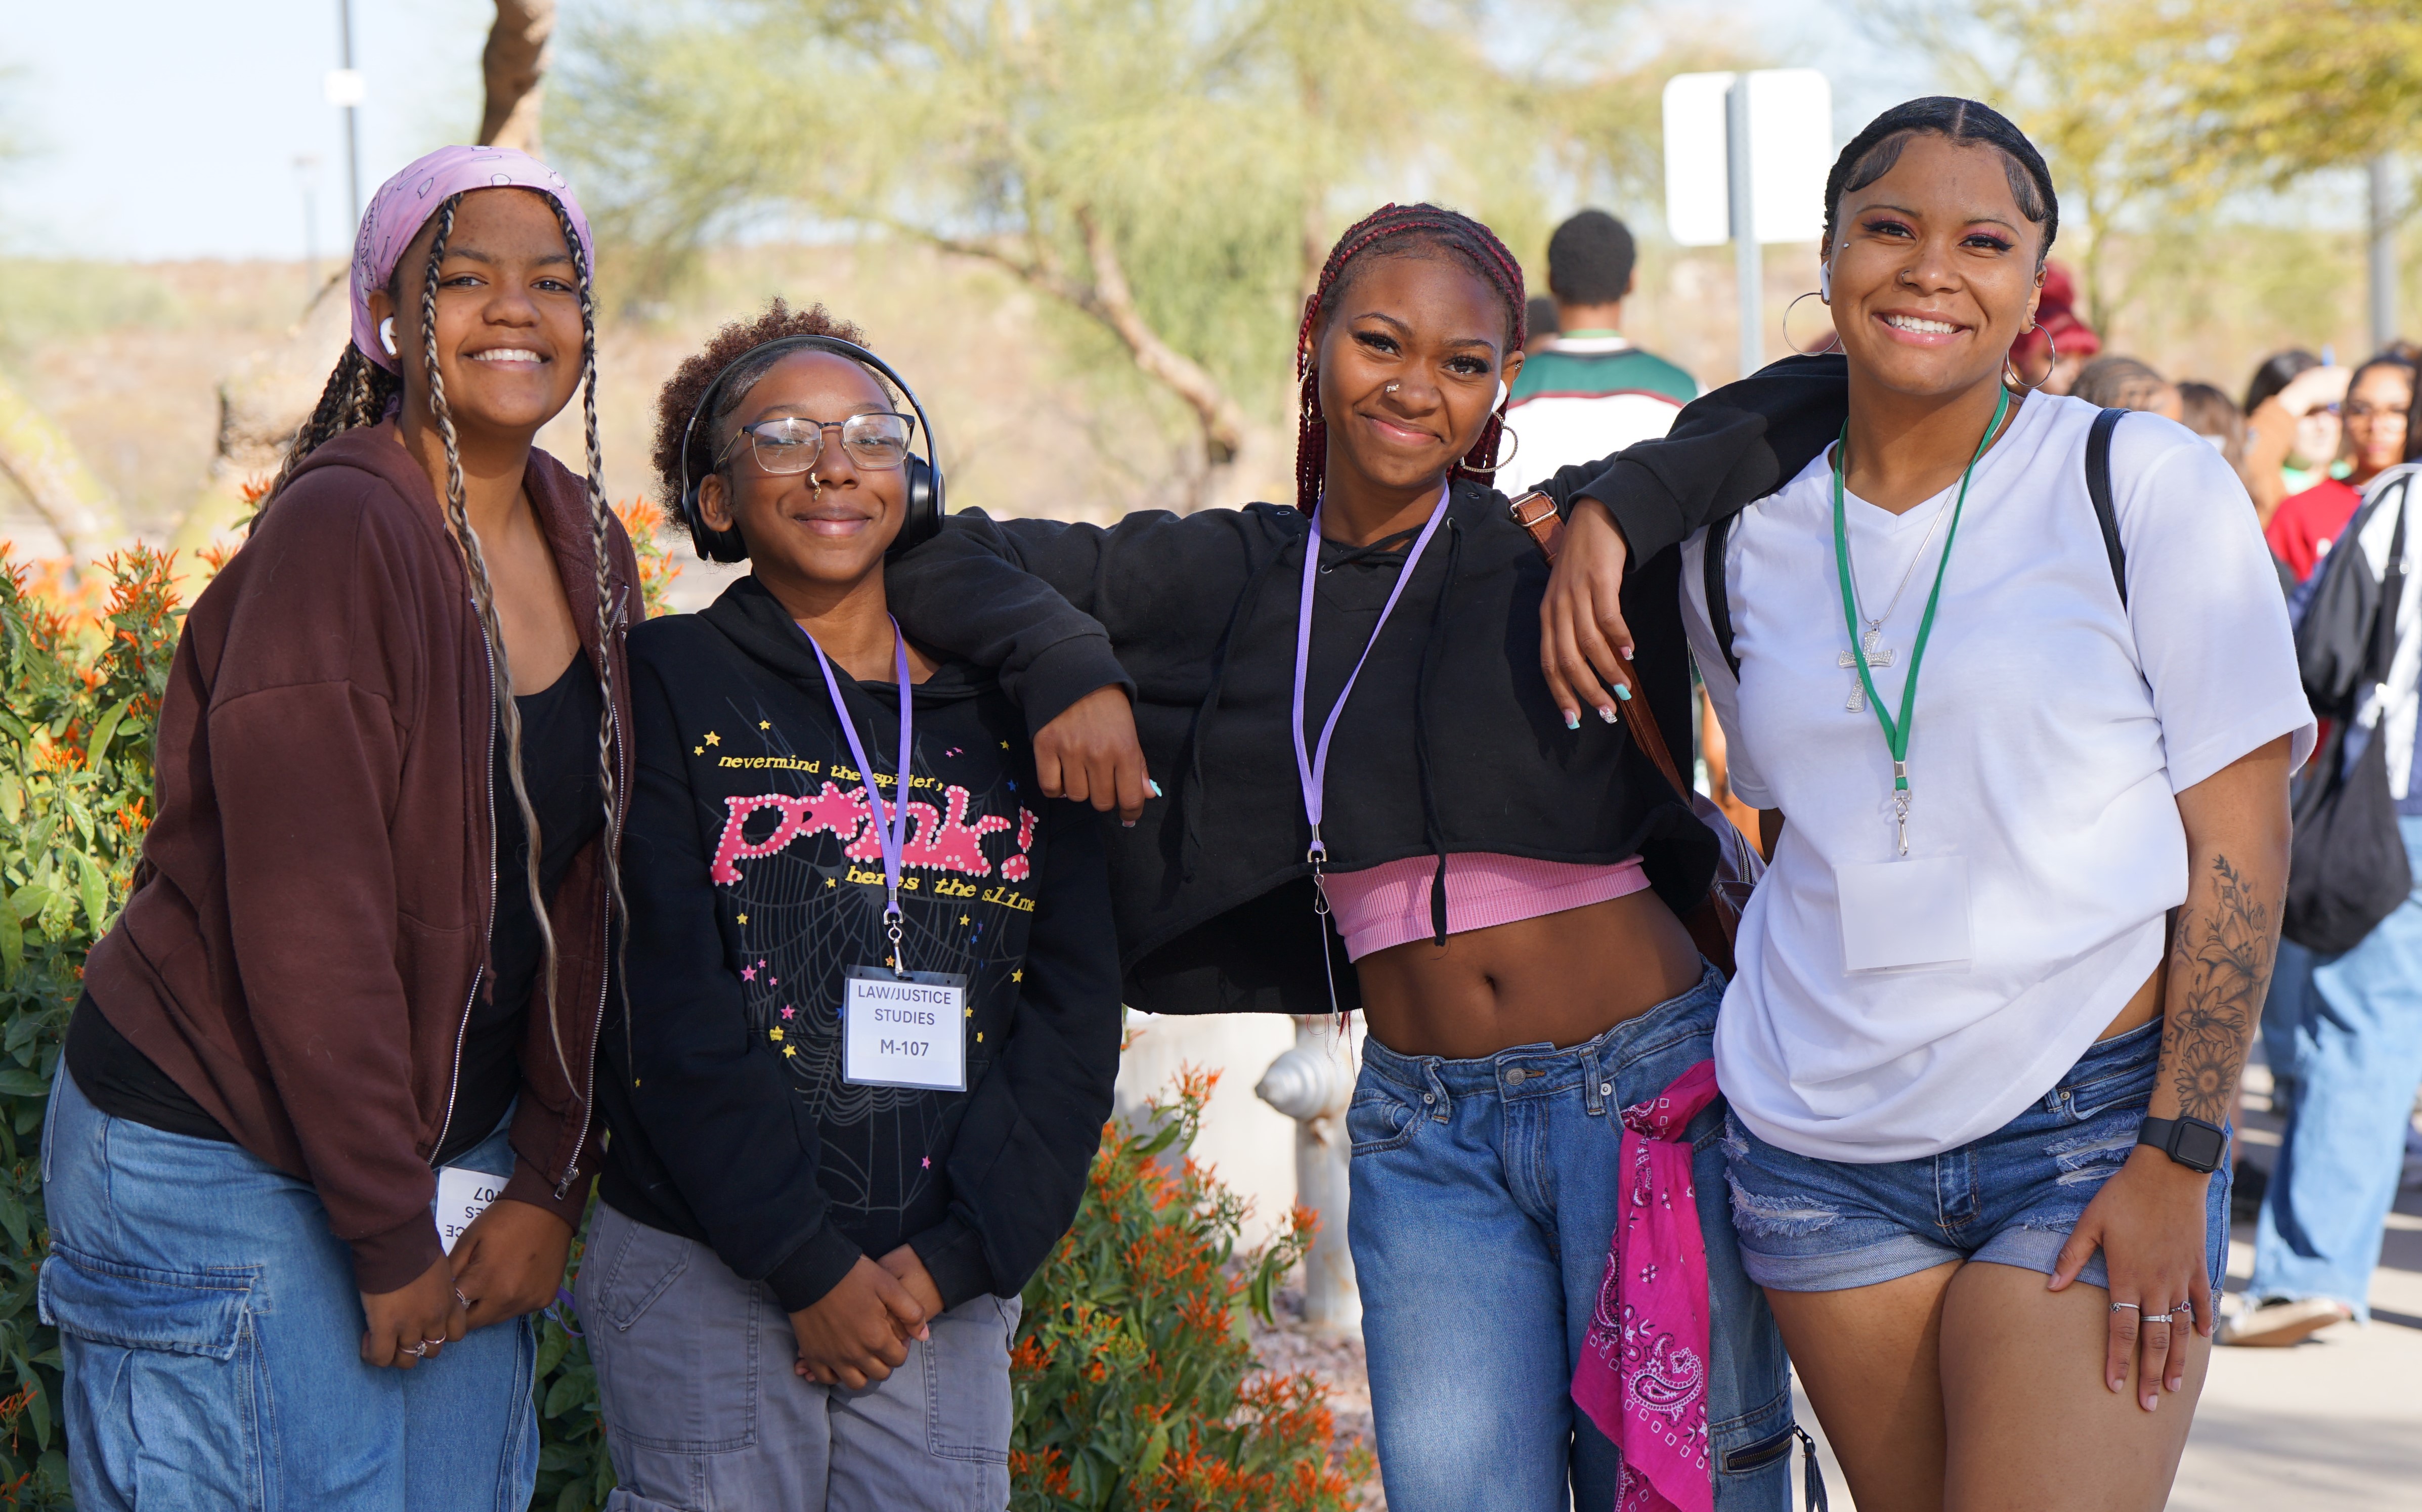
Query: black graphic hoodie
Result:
<box><xmin>597</xmin><ymin>576</ymin><xmax>1121</xmax><ymax>1313</ymax></box>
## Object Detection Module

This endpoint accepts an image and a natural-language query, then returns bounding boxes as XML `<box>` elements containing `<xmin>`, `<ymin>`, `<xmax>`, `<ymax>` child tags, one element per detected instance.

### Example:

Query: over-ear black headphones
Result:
<box><xmin>675</xmin><ymin>333</ymin><xmax>945</xmax><ymax>564</ymax></box>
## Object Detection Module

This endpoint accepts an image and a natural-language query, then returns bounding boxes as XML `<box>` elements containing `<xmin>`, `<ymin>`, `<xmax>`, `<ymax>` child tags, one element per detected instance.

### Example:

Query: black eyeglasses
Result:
<box><xmin>720</xmin><ymin>412</ymin><xmax>917</xmax><ymax>474</ymax></box>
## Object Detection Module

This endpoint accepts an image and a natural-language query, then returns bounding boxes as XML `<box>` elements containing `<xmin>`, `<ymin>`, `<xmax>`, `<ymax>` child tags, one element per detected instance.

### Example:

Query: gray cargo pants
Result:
<box><xmin>577</xmin><ymin>1201</ymin><xmax>1021</xmax><ymax>1511</ymax></box>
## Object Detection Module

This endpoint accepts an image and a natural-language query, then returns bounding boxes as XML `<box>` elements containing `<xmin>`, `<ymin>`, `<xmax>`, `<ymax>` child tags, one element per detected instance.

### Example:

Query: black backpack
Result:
<box><xmin>2282</xmin><ymin>471</ymin><xmax>2413</xmax><ymax>953</ymax></box>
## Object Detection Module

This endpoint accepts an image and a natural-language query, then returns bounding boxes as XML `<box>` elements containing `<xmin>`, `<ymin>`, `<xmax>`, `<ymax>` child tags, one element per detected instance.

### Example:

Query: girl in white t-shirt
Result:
<box><xmin>1544</xmin><ymin>98</ymin><xmax>2311</xmax><ymax>1511</ymax></box>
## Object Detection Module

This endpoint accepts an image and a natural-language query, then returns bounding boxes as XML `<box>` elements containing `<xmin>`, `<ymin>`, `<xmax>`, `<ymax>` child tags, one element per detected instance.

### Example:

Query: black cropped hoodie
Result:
<box><xmin>882</xmin><ymin>357</ymin><xmax>1849</xmax><ymax>1017</ymax></box>
<box><xmin>597</xmin><ymin>578</ymin><xmax>1122</xmax><ymax>1312</ymax></box>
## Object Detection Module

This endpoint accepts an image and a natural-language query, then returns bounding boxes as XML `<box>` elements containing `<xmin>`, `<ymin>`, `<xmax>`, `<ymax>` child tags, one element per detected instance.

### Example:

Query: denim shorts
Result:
<box><xmin>1721</xmin><ymin>1018</ymin><xmax>2232</xmax><ymax>1294</ymax></box>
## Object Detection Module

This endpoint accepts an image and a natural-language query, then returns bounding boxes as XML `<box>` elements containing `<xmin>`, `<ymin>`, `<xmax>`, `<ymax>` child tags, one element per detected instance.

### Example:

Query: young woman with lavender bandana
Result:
<box><xmin>44</xmin><ymin>147</ymin><xmax>638</xmax><ymax>1509</ymax></box>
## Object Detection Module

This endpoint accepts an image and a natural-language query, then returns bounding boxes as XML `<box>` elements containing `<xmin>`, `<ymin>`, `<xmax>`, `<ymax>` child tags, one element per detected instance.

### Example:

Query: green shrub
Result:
<box><xmin>1011</xmin><ymin>1066</ymin><xmax>1369</xmax><ymax>1511</ymax></box>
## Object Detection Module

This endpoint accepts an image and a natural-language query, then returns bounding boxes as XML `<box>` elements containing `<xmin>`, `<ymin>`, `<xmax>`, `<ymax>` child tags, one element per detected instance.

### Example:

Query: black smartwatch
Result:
<box><xmin>2137</xmin><ymin>1115</ymin><xmax>2227</xmax><ymax>1174</ymax></box>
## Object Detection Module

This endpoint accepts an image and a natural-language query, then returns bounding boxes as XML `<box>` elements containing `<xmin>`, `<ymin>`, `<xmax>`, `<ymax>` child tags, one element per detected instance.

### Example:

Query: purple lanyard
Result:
<box><xmin>1290</xmin><ymin>483</ymin><xmax>1453</xmax><ymax>869</ymax></box>
<box><xmin>800</xmin><ymin>619</ymin><xmax>915</xmax><ymax>957</ymax></box>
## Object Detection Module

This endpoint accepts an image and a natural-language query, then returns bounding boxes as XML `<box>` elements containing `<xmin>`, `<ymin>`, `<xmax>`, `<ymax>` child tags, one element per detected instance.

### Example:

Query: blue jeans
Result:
<box><xmin>2250</xmin><ymin>812</ymin><xmax>2422</xmax><ymax>1321</ymax></box>
<box><xmin>1721</xmin><ymin>1019</ymin><xmax>2230</xmax><ymax>1296</ymax></box>
<box><xmin>40</xmin><ymin>1067</ymin><xmax>539</xmax><ymax>1510</ymax></box>
<box><xmin>1346</xmin><ymin>967</ymin><xmax>1793</xmax><ymax>1512</ymax></box>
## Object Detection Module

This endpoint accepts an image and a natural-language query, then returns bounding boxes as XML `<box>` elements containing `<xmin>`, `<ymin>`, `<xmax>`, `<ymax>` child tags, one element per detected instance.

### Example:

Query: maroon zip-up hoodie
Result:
<box><xmin>81</xmin><ymin>422</ymin><xmax>638</xmax><ymax>1293</ymax></box>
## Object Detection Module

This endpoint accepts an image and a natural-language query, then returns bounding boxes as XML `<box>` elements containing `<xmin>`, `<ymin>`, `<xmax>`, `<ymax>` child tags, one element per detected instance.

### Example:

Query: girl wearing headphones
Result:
<box><xmin>44</xmin><ymin>147</ymin><xmax>637</xmax><ymax>1508</ymax></box>
<box><xmin>581</xmin><ymin>300</ymin><xmax>1121</xmax><ymax>1510</ymax></box>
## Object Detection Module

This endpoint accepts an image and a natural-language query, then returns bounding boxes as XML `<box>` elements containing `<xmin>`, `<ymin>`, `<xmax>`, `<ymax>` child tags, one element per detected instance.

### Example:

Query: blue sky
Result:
<box><xmin>1</xmin><ymin>0</ymin><xmax>1929</xmax><ymax>263</ymax></box>
<box><xmin>3</xmin><ymin>0</ymin><xmax>495</xmax><ymax>261</ymax></box>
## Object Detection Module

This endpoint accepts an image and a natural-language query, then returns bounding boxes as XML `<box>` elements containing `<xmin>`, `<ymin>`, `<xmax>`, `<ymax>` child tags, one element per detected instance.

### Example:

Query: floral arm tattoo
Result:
<box><xmin>2161</xmin><ymin>854</ymin><xmax>2275</xmax><ymax>1126</ymax></box>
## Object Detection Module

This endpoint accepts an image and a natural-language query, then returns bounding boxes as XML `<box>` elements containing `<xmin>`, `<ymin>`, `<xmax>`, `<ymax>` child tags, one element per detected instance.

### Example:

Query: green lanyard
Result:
<box><xmin>1832</xmin><ymin>383</ymin><xmax>2009</xmax><ymax>855</ymax></box>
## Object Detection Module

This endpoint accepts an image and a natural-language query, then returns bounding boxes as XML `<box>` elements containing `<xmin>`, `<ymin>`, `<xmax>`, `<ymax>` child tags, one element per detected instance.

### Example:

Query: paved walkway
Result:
<box><xmin>1791</xmin><ymin>1067</ymin><xmax>2422</xmax><ymax>1511</ymax></box>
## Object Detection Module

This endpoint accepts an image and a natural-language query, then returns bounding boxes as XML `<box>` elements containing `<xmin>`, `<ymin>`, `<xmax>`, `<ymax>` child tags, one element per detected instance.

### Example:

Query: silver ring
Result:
<box><xmin>2109</xmin><ymin>1302</ymin><xmax>2140</xmax><ymax>1313</ymax></box>
<box><xmin>454</xmin><ymin>1288</ymin><xmax>471</xmax><ymax>1312</ymax></box>
<box><xmin>406</xmin><ymin>1341</ymin><xmax>428</xmax><ymax>1358</ymax></box>
<box><xmin>2168</xmin><ymin>1305</ymin><xmax>2194</xmax><ymax>1318</ymax></box>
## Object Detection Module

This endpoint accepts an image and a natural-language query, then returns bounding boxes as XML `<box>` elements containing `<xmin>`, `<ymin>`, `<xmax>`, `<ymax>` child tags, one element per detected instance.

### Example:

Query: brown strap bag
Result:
<box><xmin>1509</xmin><ymin>492</ymin><xmax>1763</xmax><ymax>975</ymax></box>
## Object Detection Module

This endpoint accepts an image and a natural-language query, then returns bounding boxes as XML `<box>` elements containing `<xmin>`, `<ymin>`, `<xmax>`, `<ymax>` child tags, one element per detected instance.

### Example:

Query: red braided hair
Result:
<box><xmin>1294</xmin><ymin>202</ymin><xmax>1528</xmax><ymax>512</ymax></box>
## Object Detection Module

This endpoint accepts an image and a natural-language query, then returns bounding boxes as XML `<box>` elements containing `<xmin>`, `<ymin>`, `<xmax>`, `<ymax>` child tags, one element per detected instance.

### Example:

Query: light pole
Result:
<box><xmin>326</xmin><ymin>0</ymin><xmax>366</xmax><ymax>228</ymax></box>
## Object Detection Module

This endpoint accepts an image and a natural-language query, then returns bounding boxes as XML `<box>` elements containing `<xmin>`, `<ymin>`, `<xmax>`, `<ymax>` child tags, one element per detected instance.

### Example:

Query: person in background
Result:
<box><xmin>1525</xmin><ymin>293</ymin><xmax>1560</xmax><ymax>356</ymax></box>
<box><xmin>2009</xmin><ymin>260</ymin><xmax>2099</xmax><ymax>394</ymax></box>
<box><xmin>2243</xmin><ymin>351</ymin><xmax>2350</xmax><ymax>524</ymax></box>
<box><xmin>2230</xmin><ymin>435</ymin><xmax>2422</xmax><ymax>1347</ymax></box>
<box><xmin>2179</xmin><ymin>381</ymin><xmax>2249</xmax><ymax>480</ymax></box>
<box><xmin>1501</xmin><ymin>208</ymin><xmax>1700</xmax><ymax>480</ymax></box>
<box><xmin>2263</xmin><ymin>356</ymin><xmax>2413</xmax><ymax>584</ymax></box>
<box><xmin>2072</xmin><ymin>355</ymin><xmax>2183</xmax><ymax>419</ymax></box>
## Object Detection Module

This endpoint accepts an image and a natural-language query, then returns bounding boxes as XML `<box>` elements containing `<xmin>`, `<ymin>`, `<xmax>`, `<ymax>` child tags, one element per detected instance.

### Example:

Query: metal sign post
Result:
<box><xmin>1664</xmin><ymin>69</ymin><xmax>1834</xmax><ymax>380</ymax></box>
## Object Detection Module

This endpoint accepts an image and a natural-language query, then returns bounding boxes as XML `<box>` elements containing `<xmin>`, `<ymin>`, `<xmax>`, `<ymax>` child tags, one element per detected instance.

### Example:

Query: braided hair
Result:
<box><xmin>266</xmin><ymin>189</ymin><xmax>625</xmax><ymax>1089</ymax></box>
<box><xmin>1294</xmin><ymin>203</ymin><xmax>1527</xmax><ymax>513</ymax></box>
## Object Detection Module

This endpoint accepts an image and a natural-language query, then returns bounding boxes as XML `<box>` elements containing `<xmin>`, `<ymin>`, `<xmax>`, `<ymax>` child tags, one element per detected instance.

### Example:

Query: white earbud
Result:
<box><xmin>378</xmin><ymin>317</ymin><xmax>398</xmax><ymax>357</ymax></box>
<box><xmin>1819</xmin><ymin>265</ymin><xmax>1832</xmax><ymax>304</ymax></box>
<box><xmin>1495</xmin><ymin>377</ymin><xmax>1509</xmax><ymax>411</ymax></box>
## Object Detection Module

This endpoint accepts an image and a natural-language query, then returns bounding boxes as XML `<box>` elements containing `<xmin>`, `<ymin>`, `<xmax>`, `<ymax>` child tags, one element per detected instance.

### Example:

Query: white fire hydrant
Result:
<box><xmin>1253</xmin><ymin>1014</ymin><xmax>1361</xmax><ymax>1335</ymax></box>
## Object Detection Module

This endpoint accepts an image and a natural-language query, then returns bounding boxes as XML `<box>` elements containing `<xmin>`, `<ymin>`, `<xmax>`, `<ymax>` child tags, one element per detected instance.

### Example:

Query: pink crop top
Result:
<box><xmin>1318</xmin><ymin>852</ymin><xmax>1651</xmax><ymax>961</ymax></box>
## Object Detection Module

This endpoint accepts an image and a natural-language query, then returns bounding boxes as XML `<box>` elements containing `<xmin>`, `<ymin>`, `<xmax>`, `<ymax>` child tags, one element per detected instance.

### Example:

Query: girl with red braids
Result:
<box><xmin>883</xmin><ymin>204</ymin><xmax>1798</xmax><ymax>1512</ymax></box>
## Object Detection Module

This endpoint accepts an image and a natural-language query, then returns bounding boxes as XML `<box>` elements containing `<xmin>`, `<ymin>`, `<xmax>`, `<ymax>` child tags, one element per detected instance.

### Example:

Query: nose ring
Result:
<box><xmin>1385</xmin><ymin>381</ymin><xmax>1401</xmax><ymax>395</ymax></box>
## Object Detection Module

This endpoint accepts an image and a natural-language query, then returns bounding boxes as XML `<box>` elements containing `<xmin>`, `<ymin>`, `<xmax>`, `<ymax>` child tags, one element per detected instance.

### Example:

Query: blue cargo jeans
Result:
<box><xmin>39</xmin><ymin>1066</ymin><xmax>537</xmax><ymax>1512</ymax></box>
<box><xmin>1346</xmin><ymin>966</ymin><xmax>1794</xmax><ymax>1512</ymax></box>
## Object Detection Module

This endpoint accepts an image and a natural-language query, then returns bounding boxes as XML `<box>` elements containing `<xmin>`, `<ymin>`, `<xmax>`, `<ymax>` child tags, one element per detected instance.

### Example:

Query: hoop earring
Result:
<box><xmin>1494</xmin><ymin>423</ymin><xmax>1520</xmax><ymax>469</ymax></box>
<box><xmin>2006</xmin><ymin>320</ymin><xmax>2057</xmax><ymax>392</ymax></box>
<box><xmin>1781</xmin><ymin>291</ymin><xmax>1839</xmax><ymax>357</ymax></box>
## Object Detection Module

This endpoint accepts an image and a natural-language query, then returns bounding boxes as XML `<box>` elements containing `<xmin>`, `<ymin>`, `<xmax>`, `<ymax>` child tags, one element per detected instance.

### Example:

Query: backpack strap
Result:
<box><xmin>1705</xmin><ymin>511</ymin><xmax>1740</xmax><ymax>677</ymax></box>
<box><xmin>2086</xmin><ymin>406</ymin><xmax>2128</xmax><ymax>607</ymax></box>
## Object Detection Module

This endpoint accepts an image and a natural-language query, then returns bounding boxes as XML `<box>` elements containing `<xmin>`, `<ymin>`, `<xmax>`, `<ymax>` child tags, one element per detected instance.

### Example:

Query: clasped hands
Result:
<box><xmin>790</xmin><ymin>1246</ymin><xmax>947</xmax><ymax>1390</ymax></box>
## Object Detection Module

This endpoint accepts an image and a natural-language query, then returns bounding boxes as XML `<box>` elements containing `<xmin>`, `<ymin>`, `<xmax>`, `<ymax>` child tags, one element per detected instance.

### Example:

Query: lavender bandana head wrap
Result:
<box><xmin>350</xmin><ymin>145</ymin><xmax>595</xmax><ymax>373</ymax></box>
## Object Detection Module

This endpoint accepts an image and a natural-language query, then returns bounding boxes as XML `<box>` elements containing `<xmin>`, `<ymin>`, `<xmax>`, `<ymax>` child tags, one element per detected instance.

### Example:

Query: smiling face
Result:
<box><xmin>1824</xmin><ymin>133</ymin><xmax>2046</xmax><ymax>402</ymax></box>
<box><xmin>1310</xmin><ymin>252</ymin><xmax>1520</xmax><ymax>507</ymax></box>
<box><xmin>698</xmin><ymin>350</ymin><xmax>907</xmax><ymax>589</ymax></box>
<box><xmin>368</xmin><ymin>187</ymin><xmax>584</xmax><ymax>445</ymax></box>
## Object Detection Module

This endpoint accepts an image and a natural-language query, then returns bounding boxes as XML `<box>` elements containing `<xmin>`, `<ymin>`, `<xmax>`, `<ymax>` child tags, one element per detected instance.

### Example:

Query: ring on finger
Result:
<box><xmin>2109</xmin><ymin>1302</ymin><xmax>2141</xmax><ymax>1314</ymax></box>
<box><xmin>406</xmin><ymin>1341</ymin><xmax>428</xmax><ymax>1359</ymax></box>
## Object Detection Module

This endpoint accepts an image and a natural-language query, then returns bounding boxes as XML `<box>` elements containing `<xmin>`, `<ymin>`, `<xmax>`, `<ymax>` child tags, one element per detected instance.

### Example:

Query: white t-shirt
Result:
<box><xmin>1682</xmin><ymin>394</ymin><xmax>2315</xmax><ymax>1163</ymax></box>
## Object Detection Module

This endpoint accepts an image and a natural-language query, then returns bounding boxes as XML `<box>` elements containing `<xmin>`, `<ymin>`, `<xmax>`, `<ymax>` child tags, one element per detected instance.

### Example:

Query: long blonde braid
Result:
<box><xmin>549</xmin><ymin>196</ymin><xmax>632</xmax><ymax>1075</ymax></box>
<box><xmin>415</xmin><ymin>194</ymin><xmax>572</xmax><ymax>1085</ymax></box>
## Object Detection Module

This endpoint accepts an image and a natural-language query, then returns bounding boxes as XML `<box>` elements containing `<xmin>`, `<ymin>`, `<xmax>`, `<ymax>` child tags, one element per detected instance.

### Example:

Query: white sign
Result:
<box><xmin>842</xmin><ymin>967</ymin><xmax>969</xmax><ymax>1092</ymax></box>
<box><xmin>435</xmin><ymin>1166</ymin><xmax>503</xmax><ymax>1255</ymax></box>
<box><xmin>1662</xmin><ymin>70</ymin><xmax>1833</xmax><ymax>247</ymax></box>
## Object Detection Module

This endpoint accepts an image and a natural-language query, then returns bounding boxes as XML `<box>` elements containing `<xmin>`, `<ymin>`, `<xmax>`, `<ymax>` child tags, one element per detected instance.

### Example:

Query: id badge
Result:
<box><xmin>434</xmin><ymin>1165</ymin><xmax>504</xmax><ymax>1255</ymax></box>
<box><xmin>1836</xmin><ymin>856</ymin><xmax>1973</xmax><ymax>972</ymax></box>
<box><xmin>842</xmin><ymin>966</ymin><xmax>971</xmax><ymax>1092</ymax></box>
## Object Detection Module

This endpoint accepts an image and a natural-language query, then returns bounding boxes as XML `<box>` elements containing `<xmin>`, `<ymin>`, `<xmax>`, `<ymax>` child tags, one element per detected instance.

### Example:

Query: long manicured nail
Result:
<box><xmin>1597</xmin><ymin>706</ymin><xmax>1617</xmax><ymax>724</ymax></box>
<box><xmin>1620</xmin><ymin>645</ymin><xmax>1635</xmax><ymax>662</ymax></box>
<box><xmin>1612</xmin><ymin>683</ymin><xmax>1632</xmax><ymax>703</ymax></box>
<box><xmin>1564</xmin><ymin>710</ymin><xmax>1580</xmax><ymax>731</ymax></box>
<box><xmin>1148</xmin><ymin>779</ymin><xmax>1164</xmax><ymax>798</ymax></box>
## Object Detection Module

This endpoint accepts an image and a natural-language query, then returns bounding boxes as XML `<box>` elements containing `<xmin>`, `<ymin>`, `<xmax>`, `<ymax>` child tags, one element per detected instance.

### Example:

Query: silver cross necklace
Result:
<box><xmin>1837</xmin><ymin>463</ymin><xmax>1955</xmax><ymax>714</ymax></box>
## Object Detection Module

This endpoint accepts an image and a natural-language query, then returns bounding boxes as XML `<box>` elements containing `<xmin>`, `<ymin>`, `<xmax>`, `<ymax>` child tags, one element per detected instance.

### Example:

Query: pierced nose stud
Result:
<box><xmin>1385</xmin><ymin>381</ymin><xmax>1401</xmax><ymax>395</ymax></box>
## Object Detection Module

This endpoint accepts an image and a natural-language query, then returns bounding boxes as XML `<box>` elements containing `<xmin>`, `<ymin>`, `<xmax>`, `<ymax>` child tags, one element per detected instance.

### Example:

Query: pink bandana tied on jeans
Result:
<box><xmin>1573</xmin><ymin>1059</ymin><xmax>1720</xmax><ymax>1512</ymax></box>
